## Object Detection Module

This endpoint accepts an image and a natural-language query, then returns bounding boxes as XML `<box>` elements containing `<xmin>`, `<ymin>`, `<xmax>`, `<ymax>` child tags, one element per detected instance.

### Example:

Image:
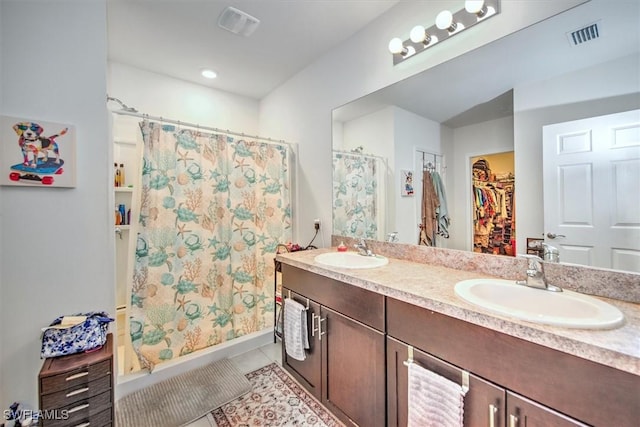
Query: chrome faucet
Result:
<box><xmin>542</xmin><ymin>243</ymin><xmax>560</xmax><ymax>263</ymax></box>
<box><xmin>386</xmin><ymin>232</ymin><xmax>398</xmax><ymax>243</ymax></box>
<box><xmin>516</xmin><ymin>254</ymin><xmax>562</xmax><ymax>292</ymax></box>
<box><xmin>354</xmin><ymin>238</ymin><xmax>375</xmax><ymax>256</ymax></box>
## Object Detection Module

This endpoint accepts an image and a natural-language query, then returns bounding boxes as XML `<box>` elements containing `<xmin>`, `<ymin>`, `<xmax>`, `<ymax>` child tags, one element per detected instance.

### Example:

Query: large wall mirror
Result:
<box><xmin>332</xmin><ymin>0</ymin><xmax>640</xmax><ymax>273</ymax></box>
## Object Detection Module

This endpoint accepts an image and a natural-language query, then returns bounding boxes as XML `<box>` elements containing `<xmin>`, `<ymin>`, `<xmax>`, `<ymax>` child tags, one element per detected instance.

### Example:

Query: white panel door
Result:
<box><xmin>543</xmin><ymin>109</ymin><xmax>640</xmax><ymax>272</ymax></box>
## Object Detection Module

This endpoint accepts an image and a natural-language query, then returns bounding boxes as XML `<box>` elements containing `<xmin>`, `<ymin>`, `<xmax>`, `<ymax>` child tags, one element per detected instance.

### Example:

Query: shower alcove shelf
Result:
<box><xmin>112</xmin><ymin>113</ymin><xmax>143</xmax><ymax>376</ymax></box>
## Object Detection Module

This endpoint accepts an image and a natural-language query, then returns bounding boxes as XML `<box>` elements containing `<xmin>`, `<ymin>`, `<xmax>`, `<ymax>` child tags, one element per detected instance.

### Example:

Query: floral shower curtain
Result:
<box><xmin>332</xmin><ymin>151</ymin><xmax>384</xmax><ymax>240</ymax></box>
<box><xmin>129</xmin><ymin>120</ymin><xmax>291</xmax><ymax>370</ymax></box>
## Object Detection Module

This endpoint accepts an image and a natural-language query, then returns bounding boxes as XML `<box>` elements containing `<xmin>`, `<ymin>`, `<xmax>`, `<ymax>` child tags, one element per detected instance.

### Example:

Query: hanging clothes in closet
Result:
<box><xmin>472</xmin><ymin>158</ymin><xmax>515</xmax><ymax>256</ymax></box>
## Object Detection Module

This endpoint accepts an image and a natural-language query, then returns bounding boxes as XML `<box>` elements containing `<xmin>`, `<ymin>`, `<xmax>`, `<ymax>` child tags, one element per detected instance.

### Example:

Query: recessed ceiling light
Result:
<box><xmin>201</xmin><ymin>69</ymin><xmax>217</xmax><ymax>79</ymax></box>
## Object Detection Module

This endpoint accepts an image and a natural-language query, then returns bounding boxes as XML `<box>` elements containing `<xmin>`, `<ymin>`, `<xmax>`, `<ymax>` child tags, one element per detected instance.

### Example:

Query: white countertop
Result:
<box><xmin>276</xmin><ymin>248</ymin><xmax>640</xmax><ymax>376</ymax></box>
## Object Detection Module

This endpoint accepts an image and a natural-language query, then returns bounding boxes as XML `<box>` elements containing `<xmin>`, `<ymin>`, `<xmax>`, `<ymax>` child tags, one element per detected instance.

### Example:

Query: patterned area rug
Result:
<box><xmin>211</xmin><ymin>363</ymin><xmax>344</xmax><ymax>426</ymax></box>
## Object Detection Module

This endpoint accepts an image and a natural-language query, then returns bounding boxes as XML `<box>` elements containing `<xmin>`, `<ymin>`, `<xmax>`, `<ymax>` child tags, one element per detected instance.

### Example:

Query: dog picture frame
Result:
<box><xmin>401</xmin><ymin>169</ymin><xmax>414</xmax><ymax>197</ymax></box>
<box><xmin>1</xmin><ymin>115</ymin><xmax>76</xmax><ymax>187</ymax></box>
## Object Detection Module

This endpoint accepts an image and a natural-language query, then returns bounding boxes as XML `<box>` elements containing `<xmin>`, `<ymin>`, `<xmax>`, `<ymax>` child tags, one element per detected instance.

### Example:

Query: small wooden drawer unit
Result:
<box><xmin>38</xmin><ymin>334</ymin><xmax>114</xmax><ymax>427</ymax></box>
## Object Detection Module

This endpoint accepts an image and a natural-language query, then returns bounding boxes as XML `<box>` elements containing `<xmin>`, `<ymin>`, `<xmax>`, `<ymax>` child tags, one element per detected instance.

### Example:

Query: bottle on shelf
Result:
<box><xmin>115</xmin><ymin>205</ymin><xmax>121</xmax><ymax>225</ymax></box>
<box><xmin>114</xmin><ymin>163</ymin><xmax>120</xmax><ymax>187</ymax></box>
<box><xmin>118</xmin><ymin>163</ymin><xmax>125</xmax><ymax>187</ymax></box>
<box><xmin>119</xmin><ymin>204</ymin><xmax>127</xmax><ymax>225</ymax></box>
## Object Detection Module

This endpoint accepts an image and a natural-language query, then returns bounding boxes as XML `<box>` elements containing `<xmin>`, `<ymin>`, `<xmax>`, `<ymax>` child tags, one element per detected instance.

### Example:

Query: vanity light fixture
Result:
<box><xmin>388</xmin><ymin>38</ymin><xmax>408</xmax><ymax>56</ymax></box>
<box><xmin>410</xmin><ymin>25</ymin><xmax>436</xmax><ymax>46</ymax></box>
<box><xmin>389</xmin><ymin>0</ymin><xmax>500</xmax><ymax>65</ymax></box>
<box><xmin>465</xmin><ymin>0</ymin><xmax>489</xmax><ymax>18</ymax></box>
<box><xmin>435</xmin><ymin>10</ymin><xmax>460</xmax><ymax>33</ymax></box>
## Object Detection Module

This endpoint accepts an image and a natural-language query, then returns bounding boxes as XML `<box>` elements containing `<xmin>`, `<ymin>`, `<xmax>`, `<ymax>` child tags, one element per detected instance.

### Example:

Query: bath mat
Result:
<box><xmin>211</xmin><ymin>362</ymin><xmax>344</xmax><ymax>426</ymax></box>
<box><xmin>115</xmin><ymin>358</ymin><xmax>251</xmax><ymax>427</ymax></box>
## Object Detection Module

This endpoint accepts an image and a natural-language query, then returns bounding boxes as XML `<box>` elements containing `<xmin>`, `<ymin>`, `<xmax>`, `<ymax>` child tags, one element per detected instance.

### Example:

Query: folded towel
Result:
<box><xmin>407</xmin><ymin>362</ymin><xmax>467</xmax><ymax>427</ymax></box>
<box><xmin>284</xmin><ymin>298</ymin><xmax>309</xmax><ymax>361</ymax></box>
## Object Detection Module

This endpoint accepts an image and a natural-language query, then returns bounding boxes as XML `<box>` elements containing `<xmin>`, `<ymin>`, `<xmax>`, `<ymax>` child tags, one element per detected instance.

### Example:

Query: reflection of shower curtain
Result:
<box><xmin>129</xmin><ymin>120</ymin><xmax>291</xmax><ymax>371</ymax></box>
<box><xmin>332</xmin><ymin>152</ymin><xmax>385</xmax><ymax>240</ymax></box>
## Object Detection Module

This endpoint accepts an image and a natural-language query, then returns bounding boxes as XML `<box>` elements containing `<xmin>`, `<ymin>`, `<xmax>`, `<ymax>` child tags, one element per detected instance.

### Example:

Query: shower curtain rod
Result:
<box><xmin>332</xmin><ymin>149</ymin><xmax>386</xmax><ymax>161</ymax></box>
<box><xmin>110</xmin><ymin>109</ymin><xmax>293</xmax><ymax>147</ymax></box>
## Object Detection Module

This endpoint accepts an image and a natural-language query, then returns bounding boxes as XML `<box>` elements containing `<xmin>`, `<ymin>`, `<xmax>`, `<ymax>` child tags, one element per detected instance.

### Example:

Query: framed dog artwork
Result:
<box><xmin>1</xmin><ymin>115</ymin><xmax>76</xmax><ymax>187</ymax></box>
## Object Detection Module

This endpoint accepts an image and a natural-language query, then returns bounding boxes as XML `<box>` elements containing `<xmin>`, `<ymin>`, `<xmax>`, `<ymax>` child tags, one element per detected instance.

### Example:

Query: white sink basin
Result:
<box><xmin>454</xmin><ymin>279</ymin><xmax>624</xmax><ymax>329</ymax></box>
<box><xmin>314</xmin><ymin>252</ymin><xmax>389</xmax><ymax>269</ymax></box>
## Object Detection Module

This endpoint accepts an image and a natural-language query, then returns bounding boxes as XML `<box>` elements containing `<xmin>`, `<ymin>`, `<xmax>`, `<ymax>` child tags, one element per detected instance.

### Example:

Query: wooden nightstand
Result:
<box><xmin>38</xmin><ymin>334</ymin><xmax>114</xmax><ymax>427</ymax></box>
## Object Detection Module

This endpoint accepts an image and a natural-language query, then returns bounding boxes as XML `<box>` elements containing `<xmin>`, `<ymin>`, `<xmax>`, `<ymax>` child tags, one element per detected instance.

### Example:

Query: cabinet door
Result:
<box><xmin>506</xmin><ymin>391</ymin><xmax>588</xmax><ymax>427</ymax></box>
<box><xmin>387</xmin><ymin>336</ymin><xmax>506</xmax><ymax>427</ymax></box>
<box><xmin>281</xmin><ymin>289</ymin><xmax>322</xmax><ymax>400</ymax></box>
<box><xmin>321</xmin><ymin>306</ymin><xmax>385</xmax><ymax>427</ymax></box>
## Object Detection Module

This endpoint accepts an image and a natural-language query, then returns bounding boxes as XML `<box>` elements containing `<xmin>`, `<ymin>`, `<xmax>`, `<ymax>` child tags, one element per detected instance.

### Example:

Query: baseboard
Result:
<box><xmin>115</xmin><ymin>328</ymin><xmax>273</xmax><ymax>399</ymax></box>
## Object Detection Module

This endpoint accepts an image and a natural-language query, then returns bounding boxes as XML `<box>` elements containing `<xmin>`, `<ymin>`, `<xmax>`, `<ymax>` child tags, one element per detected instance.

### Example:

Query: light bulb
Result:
<box><xmin>465</xmin><ymin>0</ymin><xmax>488</xmax><ymax>17</ymax></box>
<box><xmin>410</xmin><ymin>25</ymin><xmax>431</xmax><ymax>44</ymax></box>
<box><xmin>436</xmin><ymin>10</ymin><xmax>456</xmax><ymax>32</ymax></box>
<box><xmin>201</xmin><ymin>69</ymin><xmax>217</xmax><ymax>79</ymax></box>
<box><xmin>388</xmin><ymin>38</ymin><xmax>406</xmax><ymax>55</ymax></box>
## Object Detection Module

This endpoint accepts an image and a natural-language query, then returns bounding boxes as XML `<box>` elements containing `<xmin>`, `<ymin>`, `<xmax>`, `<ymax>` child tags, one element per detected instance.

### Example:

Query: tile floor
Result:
<box><xmin>184</xmin><ymin>341</ymin><xmax>282</xmax><ymax>427</ymax></box>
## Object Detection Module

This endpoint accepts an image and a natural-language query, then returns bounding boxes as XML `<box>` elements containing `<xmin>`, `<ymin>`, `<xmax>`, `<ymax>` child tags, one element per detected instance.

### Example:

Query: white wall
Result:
<box><xmin>514</xmin><ymin>53</ymin><xmax>640</xmax><ymax>252</ymax></box>
<box><xmin>108</xmin><ymin>62</ymin><xmax>260</xmax><ymax>134</ymax></box>
<box><xmin>447</xmin><ymin>116</ymin><xmax>514</xmax><ymax>251</ymax></box>
<box><xmin>0</xmin><ymin>0</ymin><xmax>111</xmax><ymax>410</ymax></box>
<box><xmin>259</xmin><ymin>0</ymin><xmax>587</xmax><ymax>248</ymax></box>
<box><xmin>393</xmin><ymin>107</ymin><xmax>440</xmax><ymax>244</ymax></box>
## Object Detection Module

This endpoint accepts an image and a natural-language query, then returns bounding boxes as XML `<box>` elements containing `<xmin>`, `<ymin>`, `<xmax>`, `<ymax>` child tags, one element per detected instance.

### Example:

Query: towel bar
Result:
<box><xmin>285</xmin><ymin>289</ymin><xmax>310</xmax><ymax>309</ymax></box>
<box><xmin>403</xmin><ymin>345</ymin><xmax>470</xmax><ymax>393</ymax></box>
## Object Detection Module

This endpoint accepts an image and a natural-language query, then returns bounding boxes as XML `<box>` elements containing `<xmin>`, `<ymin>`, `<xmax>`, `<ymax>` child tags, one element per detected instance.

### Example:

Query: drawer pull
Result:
<box><xmin>318</xmin><ymin>317</ymin><xmax>326</xmax><ymax>340</ymax></box>
<box><xmin>68</xmin><ymin>403</ymin><xmax>90</xmax><ymax>414</ymax></box>
<box><xmin>74</xmin><ymin>423</ymin><xmax>90</xmax><ymax>427</ymax></box>
<box><xmin>66</xmin><ymin>387</ymin><xmax>89</xmax><ymax>397</ymax></box>
<box><xmin>66</xmin><ymin>371</ymin><xmax>89</xmax><ymax>381</ymax></box>
<box><xmin>489</xmin><ymin>404</ymin><xmax>498</xmax><ymax>427</ymax></box>
<box><xmin>311</xmin><ymin>313</ymin><xmax>317</xmax><ymax>337</ymax></box>
<box><xmin>509</xmin><ymin>414</ymin><xmax>519</xmax><ymax>427</ymax></box>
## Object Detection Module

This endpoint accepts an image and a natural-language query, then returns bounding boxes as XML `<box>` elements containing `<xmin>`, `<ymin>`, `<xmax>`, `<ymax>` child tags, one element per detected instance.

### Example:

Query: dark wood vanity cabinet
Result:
<box><xmin>386</xmin><ymin>297</ymin><xmax>639</xmax><ymax>427</ymax></box>
<box><xmin>387</xmin><ymin>336</ymin><xmax>587</xmax><ymax>427</ymax></box>
<box><xmin>281</xmin><ymin>265</ymin><xmax>386</xmax><ymax>427</ymax></box>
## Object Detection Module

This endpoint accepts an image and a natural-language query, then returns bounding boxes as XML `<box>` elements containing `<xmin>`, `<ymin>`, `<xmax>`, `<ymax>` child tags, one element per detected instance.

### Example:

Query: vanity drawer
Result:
<box><xmin>42</xmin><ymin>390</ymin><xmax>112</xmax><ymax>427</ymax></box>
<box><xmin>39</xmin><ymin>334</ymin><xmax>114</xmax><ymax>427</ymax></box>
<box><xmin>41</xmin><ymin>374</ymin><xmax>111</xmax><ymax>409</ymax></box>
<box><xmin>282</xmin><ymin>264</ymin><xmax>385</xmax><ymax>331</ymax></box>
<box><xmin>40</xmin><ymin>359</ymin><xmax>111</xmax><ymax>395</ymax></box>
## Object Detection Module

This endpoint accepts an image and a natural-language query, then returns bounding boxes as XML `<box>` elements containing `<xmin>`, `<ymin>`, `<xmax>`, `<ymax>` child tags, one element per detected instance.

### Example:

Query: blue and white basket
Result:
<box><xmin>40</xmin><ymin>312</ymin><xmax>113</xmax><ymax>358</ymax></box>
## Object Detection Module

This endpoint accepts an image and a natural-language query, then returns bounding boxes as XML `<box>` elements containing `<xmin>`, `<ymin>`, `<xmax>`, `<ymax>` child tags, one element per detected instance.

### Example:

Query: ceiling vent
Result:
<box><xmin>567</xmin><ymin>21</ymin><xmax>601</xmax><ymax>46</ymax></box>
<box><xmin>218</xmin><ymin>6</ymin><xmax>260</xmax><ymax>37</ymax></box>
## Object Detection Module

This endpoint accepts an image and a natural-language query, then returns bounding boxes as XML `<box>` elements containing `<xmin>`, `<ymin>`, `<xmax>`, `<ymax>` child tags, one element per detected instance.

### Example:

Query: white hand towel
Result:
<box><xmin>407</xmin><ymin>362</ymin><xmax>467</xmax><ymax>427</ymax></box>
<box><xmin>284</xmin><ymin>298</ymin><xmax>309</xmax><ymax>361</ymax></box>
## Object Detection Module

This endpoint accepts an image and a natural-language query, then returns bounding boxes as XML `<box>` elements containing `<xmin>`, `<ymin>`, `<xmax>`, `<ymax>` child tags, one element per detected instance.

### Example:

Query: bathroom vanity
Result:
<box><xmin>277</xmin><ymin>247</ymin><xmax>640</xmax><ymax>427</ymax></box>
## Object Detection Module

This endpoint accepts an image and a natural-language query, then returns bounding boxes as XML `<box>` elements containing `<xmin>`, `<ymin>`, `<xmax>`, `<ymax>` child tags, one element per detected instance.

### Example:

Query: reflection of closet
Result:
<box><xmin>472</xmin><ymin>154</ymin><xmax>515</xmax><ymax>256</ymax></box>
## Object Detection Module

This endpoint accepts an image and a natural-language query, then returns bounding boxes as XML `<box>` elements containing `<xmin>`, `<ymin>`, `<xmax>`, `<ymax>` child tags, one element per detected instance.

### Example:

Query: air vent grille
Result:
<box><xmin>567</xmin><ymin>21</ymin><xmax>601</xmax><ymax>46</ymax></box>
<box><xmin>218</xmin><ymin>6</ymin><xmax>260</xmax><ymax>37</ymax></box>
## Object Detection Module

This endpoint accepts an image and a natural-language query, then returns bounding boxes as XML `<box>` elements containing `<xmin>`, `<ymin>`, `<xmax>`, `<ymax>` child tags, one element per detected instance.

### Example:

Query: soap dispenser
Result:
<box><xmin>337</xmin><ymin>241</ymin><xmax>347</xmax><ymax>252</ymax></box>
